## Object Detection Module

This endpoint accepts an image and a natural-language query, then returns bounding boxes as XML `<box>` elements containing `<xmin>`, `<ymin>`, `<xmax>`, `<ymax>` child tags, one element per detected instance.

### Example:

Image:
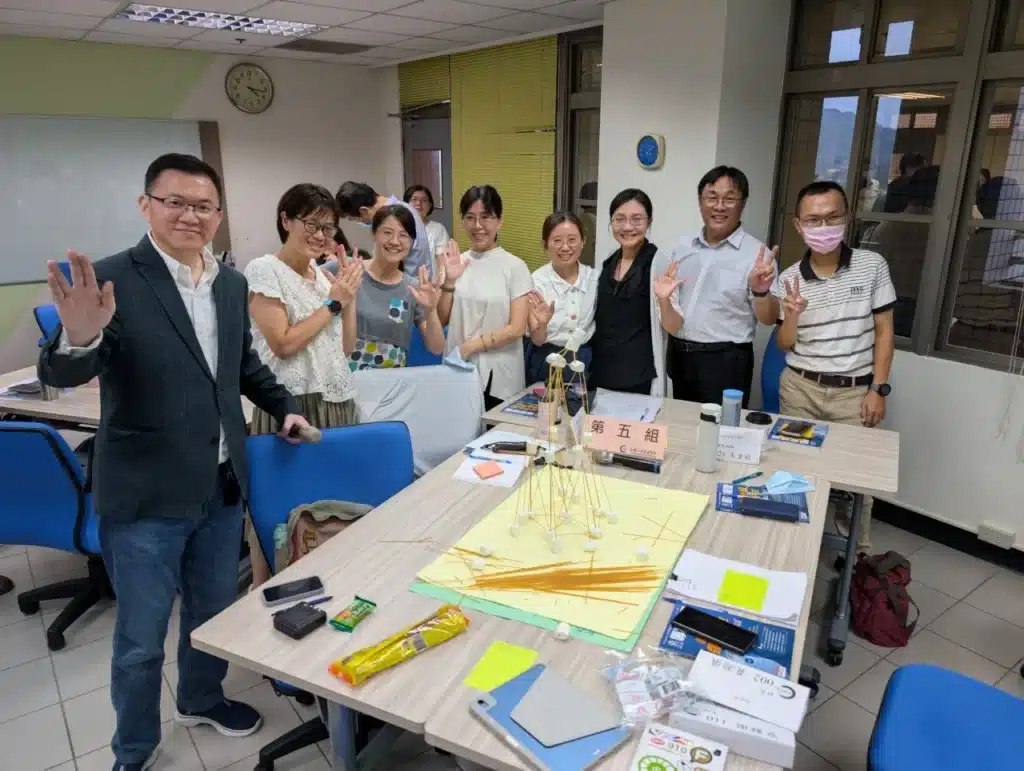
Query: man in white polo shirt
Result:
<box><xmin>773</xmin><ymin>180</ymin><xmax>896</xmax><ymax>553</ymax></box>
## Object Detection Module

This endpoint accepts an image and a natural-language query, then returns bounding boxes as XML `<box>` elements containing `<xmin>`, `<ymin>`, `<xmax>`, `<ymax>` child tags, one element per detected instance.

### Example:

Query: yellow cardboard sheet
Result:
<box><xmin>417</xmin><ymin>466</ymin><xmax>707</xmax><ymax>640</ymax></box>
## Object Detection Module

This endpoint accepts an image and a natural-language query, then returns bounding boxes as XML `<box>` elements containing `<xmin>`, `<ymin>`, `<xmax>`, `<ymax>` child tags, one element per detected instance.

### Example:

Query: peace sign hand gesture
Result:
<box><xmin>47</xmin><ymin>251</ymin><xmax>115</xmax><ymax>347</ymax></box>
<box><xmin>440</xmin><ymin>240</ymin><xmax>466</xmax><ymax>286</ymax></box>
<box><xmin>409</xmin><ymin>264</ymin><xmax>442</xmax><ymax>311</ymax></box>
<box><xmin>782</xmin><ymin>277</ymin><xmax>808</xmax><ymax>317</ymax></box>
<box><xmin>653</xmin><ymin>260</ymin><xmax>684</xmax><ymax>301</ymax></box>
<box><xmin>526</xmin><ymin>290</ymin><xmax>555</xmax><ymax>327</ymax></box>
<box><xmin>748</xmin><ymin>244</ymin><xmax>778</xmax><ymax>293</ymax></box>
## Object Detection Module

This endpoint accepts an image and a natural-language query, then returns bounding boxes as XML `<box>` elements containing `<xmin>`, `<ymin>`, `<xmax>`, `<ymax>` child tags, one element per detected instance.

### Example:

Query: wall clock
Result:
<box><xmin>225</xmin><ymin>63</ymin><xmax>274</xmax><ymax>115</ymax></box>
<box><xmin>636</xmin><ymin>134</ymin><xmax>665</xmax><ymax>170</ymax></box>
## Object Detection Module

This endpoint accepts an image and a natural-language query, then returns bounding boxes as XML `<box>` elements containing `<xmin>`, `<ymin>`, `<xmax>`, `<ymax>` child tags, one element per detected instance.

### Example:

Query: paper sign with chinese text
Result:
<box><xmin>585</xmin><ymin>416</ymin><xmax>668</xmax><ymax>460</ymax></box>
<box><xmin>717</xmin><ymin>426</ymin><xmax>763</xmax><ymax>465</ymax></box>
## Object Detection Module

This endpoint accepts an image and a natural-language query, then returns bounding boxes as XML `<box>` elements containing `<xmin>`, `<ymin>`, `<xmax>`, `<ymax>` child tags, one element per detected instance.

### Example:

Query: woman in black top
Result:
<box><xmin>590</xmin><ymin>189</ymin><xmax>663</xmax><ymax>395</ymax></box>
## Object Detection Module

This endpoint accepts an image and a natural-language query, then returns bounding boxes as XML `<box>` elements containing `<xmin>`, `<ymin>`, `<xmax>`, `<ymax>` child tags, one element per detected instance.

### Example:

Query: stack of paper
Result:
<box><xmin>666</xmin><ymin>550</ymin><xmax>807</xmax><ymax>627</ymax></box>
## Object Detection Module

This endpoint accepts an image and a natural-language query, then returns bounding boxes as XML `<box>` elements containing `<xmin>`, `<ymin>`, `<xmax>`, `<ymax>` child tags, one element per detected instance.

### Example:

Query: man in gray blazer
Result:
<box><xmin>38</xmin><ymin>154</ymin><xmax>310</xmax><ymax>771</ymax></box>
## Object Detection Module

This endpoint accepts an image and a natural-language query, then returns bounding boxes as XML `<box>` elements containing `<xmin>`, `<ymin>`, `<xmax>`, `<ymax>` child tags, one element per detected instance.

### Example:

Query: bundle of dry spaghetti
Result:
<box><xmin>464</xmin><ymin>561</ymin><xmax>662</xmax><ymax>600</ymax></box>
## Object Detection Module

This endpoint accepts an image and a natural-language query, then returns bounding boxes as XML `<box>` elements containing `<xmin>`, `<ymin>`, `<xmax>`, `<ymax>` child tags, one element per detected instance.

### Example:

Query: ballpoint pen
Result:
<box><xmin>730</xmin><ymin>471</ymin><xmax>763</xmax><ymax>485</ymax></box>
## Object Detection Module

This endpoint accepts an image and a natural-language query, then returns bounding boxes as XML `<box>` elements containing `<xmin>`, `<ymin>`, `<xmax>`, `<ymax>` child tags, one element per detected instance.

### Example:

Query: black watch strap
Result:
<box><xmin>752</xmin><ymin>289</ymin><xmax>770</xmax><ymax>298</ymax></box>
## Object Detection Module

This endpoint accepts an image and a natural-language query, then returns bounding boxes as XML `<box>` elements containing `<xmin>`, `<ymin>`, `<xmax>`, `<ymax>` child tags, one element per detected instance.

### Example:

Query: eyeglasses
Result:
<box><xmin>378</xmin><ymin>228</ymin><xmax>412</xmax><ymax>243</ymax></box>
<box><xmin>463</xmin><ymin>214</ymin><xmax>498</xmax><ymax>227</ymax></box>
<box><xmin>611</xmin><ymin>215</ymin><xmax>648</xmax><ymax>228</ymax></box>
<box><xmin>148</xmin><ymin>195</ymin><xmax>221</xmax><ymax>218</ymax></box>
<box><xmin>297</xmin><ymin>218</ymin><xmax>338</xmax><ymax>238</ymax></box>
<box><xmin>798</xmin><ymin>215</ymin><xmax>847</xmax><ymax>228</ymax></box>
<box><xmin>700</xmin><ymin>195</ymin><xmax>743</xmax><ymax>209</ymax></box>
<box><xmin>549</xmin><ymin>237</ymin><xmax>582</xmax><ymax>249</ymax></box>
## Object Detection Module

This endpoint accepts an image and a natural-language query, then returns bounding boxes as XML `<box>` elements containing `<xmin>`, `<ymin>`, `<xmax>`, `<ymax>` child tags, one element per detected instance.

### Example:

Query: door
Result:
<box><xmin>402</xmin><ymin>107</ymin><xmax>453</xmax><ymax>237</ymax></box>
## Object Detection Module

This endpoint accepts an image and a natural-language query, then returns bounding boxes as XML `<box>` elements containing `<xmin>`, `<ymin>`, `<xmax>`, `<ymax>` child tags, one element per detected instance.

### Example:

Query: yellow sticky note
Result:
<box><xmin>463</xmin><ymin>641</ymin><xmax>538</xmax><ymax>692</ymax></box>
<box><xmin>717</xmin><ymin>569</ymin><xmax>769</xmax><ymax>613</ymax></box>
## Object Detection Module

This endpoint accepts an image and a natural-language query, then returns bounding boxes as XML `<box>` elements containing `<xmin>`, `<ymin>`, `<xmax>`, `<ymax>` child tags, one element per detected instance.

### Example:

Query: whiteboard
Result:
<box><xmin>0</xmin><ymin>116</ymin><xmax>203</xmax><ymax>285</ymax></box>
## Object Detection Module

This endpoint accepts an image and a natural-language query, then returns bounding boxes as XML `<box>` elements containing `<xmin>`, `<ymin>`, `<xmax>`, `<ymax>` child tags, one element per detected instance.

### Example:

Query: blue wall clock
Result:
<box><xmin>636</xmin><ymin>134</ymin><xmax>665</xmax><ymax>170</ymax></box>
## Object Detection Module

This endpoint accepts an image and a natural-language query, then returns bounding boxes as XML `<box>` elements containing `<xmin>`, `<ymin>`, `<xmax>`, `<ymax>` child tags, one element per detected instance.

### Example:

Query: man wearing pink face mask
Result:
<box><xmin>772</xmin><ymin>180</ymin><xmax>896</xmax><ymax>554</ymax></box>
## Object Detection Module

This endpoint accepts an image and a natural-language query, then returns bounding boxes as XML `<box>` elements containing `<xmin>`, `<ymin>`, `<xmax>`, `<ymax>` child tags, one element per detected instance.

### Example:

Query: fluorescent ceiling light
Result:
<box><xmin>118</xmin><ymin>4</ymin><xmax>325</xmax><ymax>37</ymax></box>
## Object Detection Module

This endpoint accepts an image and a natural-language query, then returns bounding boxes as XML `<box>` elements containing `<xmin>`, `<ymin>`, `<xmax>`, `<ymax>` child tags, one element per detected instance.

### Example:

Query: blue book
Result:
<box><xmin>658</xmin><ymin>600</ymin><xmax>796</xmax><ymax>678</ymax></box>
<box><xmin>768</xmin><ymin>418</ymin><xmax>829</xmax><ymax>448</ymax></box>
<box><xmin>715</xmin><ymin>484</ymin><xmax>809</xmax><ymax>523</ymax></box>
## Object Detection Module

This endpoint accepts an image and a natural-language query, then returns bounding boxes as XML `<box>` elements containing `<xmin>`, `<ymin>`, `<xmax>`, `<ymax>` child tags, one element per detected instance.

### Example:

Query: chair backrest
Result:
<box><xmin>0</xmin><ymin>422</ymin><xmax>98</xmax><ymax>554</ymax></box>
<box><xmin>406</xmin><ymin>324</ymin><xmax>445</xmax><ymax>367</ymax></box>
<box><xmin>760</xmin><ymin>326</ymin><xmax>788</xmax><ymax>413</ymax></box>
<box><xmin>246</xmin><ymin>422</ymin><xmax>415</xmax><ymax>562</ymax></box>
<box><xmin>34</xmin><ymin>304</ymin><xmax>61</xmax><ymax>345</ymax></box>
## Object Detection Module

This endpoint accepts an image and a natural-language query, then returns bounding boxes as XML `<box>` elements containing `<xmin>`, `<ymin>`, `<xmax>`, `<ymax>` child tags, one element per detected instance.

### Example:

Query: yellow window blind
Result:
<box><xmin>450</xmin><ymin>37</ymin><xmax>557</xmax><ymax>271</ymax></box>
<box><xmin>398</xmin><ymin>58</ymin><xmax>451</xmax><ymax>107</ymax></box>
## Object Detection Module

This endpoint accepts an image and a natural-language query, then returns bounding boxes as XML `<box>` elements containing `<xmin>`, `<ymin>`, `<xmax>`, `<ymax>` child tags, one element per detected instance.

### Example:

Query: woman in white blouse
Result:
<box><xmin>404</xmin><ymin>184</ymin><xmax>450</xmax><ymax>259</ymax></box>
<box><xmin>243</xmin><ymin>183</ymin><xmax>362</xmax><ymax>585</ymax></box>
<box><xmin>525</xmin><ymin>211</ymin><xmax>596</xmax><ymax>387</ymax></box>
<box><xmin>438</xmin><ymin>185</ymin><xmax>532</xmax><ymax>409</ymax></box>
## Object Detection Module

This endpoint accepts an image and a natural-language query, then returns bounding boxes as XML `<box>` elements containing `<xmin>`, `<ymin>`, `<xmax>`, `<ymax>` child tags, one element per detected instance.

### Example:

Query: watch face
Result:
<box><xmin>876</xmin><ymin>384</ymin><xmax>892</xmax><ymax>396</ymax></box>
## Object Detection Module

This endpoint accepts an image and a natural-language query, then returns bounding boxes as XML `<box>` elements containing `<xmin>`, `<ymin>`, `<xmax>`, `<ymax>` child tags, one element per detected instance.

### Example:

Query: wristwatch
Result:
<box><xmin>324</xmin><ymin>299</ymin><xmax>343</xmax><ymax>315</ymax></box>
<box><xmin>870</xmin><ymin>383</ymin><xmax>892</xmax><ymax>397</ymax></box>
<box><xmin>752</xmin><ymin>289</ymin><xmax>770</xmax><ymax>297</ymax></box>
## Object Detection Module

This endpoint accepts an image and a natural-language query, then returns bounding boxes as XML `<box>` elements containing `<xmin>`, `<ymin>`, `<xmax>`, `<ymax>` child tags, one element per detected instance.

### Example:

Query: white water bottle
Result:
<box><xmin>695</xmin><ymin>403</ymin><xmax>722</xmax><ymax>473</ymax></box>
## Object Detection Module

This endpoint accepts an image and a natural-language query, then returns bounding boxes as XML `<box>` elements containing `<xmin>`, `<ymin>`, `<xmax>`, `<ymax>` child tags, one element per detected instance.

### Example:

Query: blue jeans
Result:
<box><xmin>99</xmin><ymin>473</ymin><xmax>243</xmax><ymax>765</ymax></box>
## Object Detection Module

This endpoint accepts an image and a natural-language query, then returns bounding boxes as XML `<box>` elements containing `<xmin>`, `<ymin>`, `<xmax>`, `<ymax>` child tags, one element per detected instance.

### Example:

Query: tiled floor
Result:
<box><xmin>3</xmin><ymin>521</ymin><xmax>1024</xmax><ymax>770</ymax></box>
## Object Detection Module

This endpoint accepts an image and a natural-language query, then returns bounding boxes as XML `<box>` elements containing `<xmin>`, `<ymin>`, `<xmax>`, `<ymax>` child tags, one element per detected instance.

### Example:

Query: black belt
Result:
<box><xmin>671</xmin><ymin>339</ymin><xmax>753</xmax><ymax>354</ymax></box>
<box><xmin>789</xmin><ymin>366</ymin><xmax>873</xmax><ymax>388</ymax></box>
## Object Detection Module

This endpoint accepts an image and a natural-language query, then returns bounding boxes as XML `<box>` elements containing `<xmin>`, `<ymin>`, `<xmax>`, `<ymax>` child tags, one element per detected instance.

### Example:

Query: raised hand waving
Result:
<box><xmin>409</xmin><ymin>264</ymin><xmax>442</xmax><ymax>311</ymax></box>
<box><xmin>653</xmin><ymin>260</ymin><xmax>684</xmax><ymax>301</ymax></box>
<box><xmin>47</xmin><ymin>251</ymin><xmax>115</xmax><ymax>346</ymax></box>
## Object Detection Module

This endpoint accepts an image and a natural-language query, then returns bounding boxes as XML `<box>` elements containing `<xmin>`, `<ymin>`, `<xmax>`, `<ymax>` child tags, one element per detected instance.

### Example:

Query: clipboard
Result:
<box><xmin>469</xmin><ymin>664</ymin><xmax>630</xmax><ymax>771</ymax></box>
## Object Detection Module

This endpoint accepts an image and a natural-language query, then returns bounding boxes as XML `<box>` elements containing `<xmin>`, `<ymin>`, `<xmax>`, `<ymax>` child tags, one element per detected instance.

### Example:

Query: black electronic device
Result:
<box><xmin>483</xmin><ymin>441</ymin><xmax>528</xmax><ymax>454</ymax></box>
<box><xmin>744</xmin><ymin>411</ymin><xmax>773</xmax><ymax>426</ymax></box>
<box><xmin>272</xmin><ymin>601</ymin><xmax>327</xmax><ymax>640</ymax></box>
<box><xmin>738</xmin><ymin>496</ymin><xmax>802</xmax><ymax>522</ymax></box>
<box><xmin>670</xmin><ymin>604</ymin><xmax>758</xmax><ymax>655</ymax></box>
<box><xmin>261</xmin><ymin>576</ymin><xmax>325</xmax><ymax>607</ymax></box>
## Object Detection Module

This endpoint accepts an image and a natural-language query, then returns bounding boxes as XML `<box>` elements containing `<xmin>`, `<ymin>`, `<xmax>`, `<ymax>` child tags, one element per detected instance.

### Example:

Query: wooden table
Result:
<box><xmin>0</xmin><ymin>365</ymin><xmax>254</xmax><ymax>428</ymax></box>
<box><xmin>192</xmin><ymin>422</ymin><xmax>840</xmax><ymax>771</ymax></box>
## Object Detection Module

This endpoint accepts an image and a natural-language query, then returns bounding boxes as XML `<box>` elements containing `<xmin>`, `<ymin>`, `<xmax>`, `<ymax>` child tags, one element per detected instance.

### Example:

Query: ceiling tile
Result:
<box><xmin>98</xmin><ymin>19</ymin><xmax>202</xmax><ymax>39</ymax></box>
<box><xmin>388</xmin><ymin>36</ymin><xmax>456</xmax><ymax>51</ymax></box>
<box><xmin>247</xmin><ymin>1</ymin><xmax>370</xmax><ymax>25</ymax></box>
<box><xmin>0</xmin><ymin>9</ymin><xmax>102</xmax><ymax>30</ymax></box>
<box><xmin>334</xmin><ymin>53</ymin><xmax>387</xmax><ymax>65</ymax></box>
<box><xmin>188</xmin><ymin>27</ymin><xmax>281</xmax><ymax>45</ymax></box>
<box><xmin>312</xmin><ymin>27</ymin><xmax>408</xmax><ymax>45</ymax></box>
<box><xmin>83</xmin><ymin>31</ymin><xmax>180</xmax><ymax>47</ymax></box>
<box><xmin>346</xmin><ymin>14</ymin><xmax>456</xmax><ymax>35</ymax></box>
<box><xmin>174</xmin><ymin>40</ymin><xmax>270</xmax><ymax>53</ymax></box>
<box><xmin>0</xmin><ymin>0</ymin><xmax>121</xmax><ymax>16</ymax></box>
<box><xmin>427</xmin><ymin>25</ymin><xmax>506</xmax><ymax>43</ymax></box>
<box><xmin>360</xmin><ymin>46</ymin><xmax>410</xmax><ymax>59</ymax></box>
<box><xmin>0</xmin><ymin>22</ymin><xmax>85</xmax><ymax>39</ymax></box>
<box><xmin>294</xmin><ymin>0</ymin><xmax>422</xmax><ymax>10</ymax></box>
<box><xmin>544</xmin><ymin>0</ymin><xmax>604</xmax><ymax>21</ymax></box>
<box><xmin>453</xmin><ymin>0</ymin><xmax>560</xmax><ymax>8</ymax></box>
<box><xmin>154</xmin><ymin>0</ymin><xmax>266</xmax><ymax>11</ymax></box>
<box><xmin>479</xmin><ymin>11</ymin><xmax>565</xmax><ymax>33</ymax></box>
<box><xmin>390</xmin><ymin>0</ymin><xmax>514</xmax><ymax>25</ymax></box>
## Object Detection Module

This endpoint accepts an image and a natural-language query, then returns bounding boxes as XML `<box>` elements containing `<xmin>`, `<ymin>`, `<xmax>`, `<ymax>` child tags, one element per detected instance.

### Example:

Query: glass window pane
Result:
<box><xmin>777</xmin><ymin>94</ymin><xmax>860</xmax><ymax>267</ymax></box>
<box><xmin>572</xmin><ymin>43</ymin><xmax>602</xmax><ymax>92</ymax></box>
<box><xmin>577</xmin><ymin>204</ymin><xmax>597</xmax><ymax>267</ymax></box>
<box><xmin>794</xmin><ymin>0</ymin><xmax>865</xmax><ymax>67</ymax></box>
<box><xmin>945</xmin><ymin>227</ymin><xmax>1024</xmax><ymax>356</ymax></box>
<box><xmin>973</xmin><ymin>85</ymin><xmax>1024</xmax><ymax>220</ymax></box>
<box><xmin>872</xmin><ymin>0</ymin><xmax>967</xmax><ymax>58</ymax></box>
<box><xmin>572</xmin><ymin>110</ymin><xmax>600</xmax><ymax>267</ymax></box>
<box><xmin>859</xmin><ymin>91</ymin><xmax>952</xmax><ymax>214</ymax></box>
<box><xmin>853</xmin><ymin>219</ymin><xmax>929</xmax><ymax>337</ymax></box>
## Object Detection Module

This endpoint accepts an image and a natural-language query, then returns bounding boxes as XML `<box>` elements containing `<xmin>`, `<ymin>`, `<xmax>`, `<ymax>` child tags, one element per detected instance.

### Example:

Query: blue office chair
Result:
<box><xmin>33</xmin><ymin>304</ymin><xmax>61</xmax><ymax>346</ymax></box>
<box><xmin>760</xmin><ymin>326</ymin><xmax>787</xmax><ymax>413</ymax></box>
<box><xmin>247</xmin><ymin>422</ymin><xmax>415</xmax><ymax>771</ymax></box>
<box><xmin>406</xmin><ymin>324</ymin><xmax>445</xmax><ymax>367</ymax></box>
<box><xmin>0</xmin><ymin>422</ymin><xmax>111</xmax><ymax>651</ymax></box>
<box><xmin>869</xmin><ymin>664</ymin><xmax>1024</xmax><ymax>770</ymax></box>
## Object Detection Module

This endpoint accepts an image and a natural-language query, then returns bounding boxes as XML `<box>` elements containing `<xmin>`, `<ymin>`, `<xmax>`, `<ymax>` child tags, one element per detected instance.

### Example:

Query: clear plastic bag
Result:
<box><xmin>601</xmin><ymin>648</ymin><xmax>693</xmax><ymax>726</ymax></box>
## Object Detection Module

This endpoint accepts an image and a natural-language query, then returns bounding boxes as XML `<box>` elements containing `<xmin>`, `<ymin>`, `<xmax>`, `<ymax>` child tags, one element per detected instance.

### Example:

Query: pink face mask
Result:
<box><xmin>800</xmin><ymin>223</ymin><xmax>845</xmax><ymax>254</ymax></box>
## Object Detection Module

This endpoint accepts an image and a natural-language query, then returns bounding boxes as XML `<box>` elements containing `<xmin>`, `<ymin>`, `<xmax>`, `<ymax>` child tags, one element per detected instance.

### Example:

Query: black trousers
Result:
<box><xmin>668</xmin><ymin>340</ymin><xmax>754</xmax><ymax>407</ymax></box>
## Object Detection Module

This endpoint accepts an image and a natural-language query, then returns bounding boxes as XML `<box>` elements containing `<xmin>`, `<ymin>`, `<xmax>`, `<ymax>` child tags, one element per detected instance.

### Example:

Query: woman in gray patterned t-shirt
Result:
<box><xmin>349</xmin><ymin>204</ymin><xmax>447</xmax><ymax>370</ymax></box>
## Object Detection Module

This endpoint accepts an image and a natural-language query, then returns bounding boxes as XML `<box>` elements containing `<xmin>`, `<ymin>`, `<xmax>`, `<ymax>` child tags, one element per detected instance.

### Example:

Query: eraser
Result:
<box><xmin>554</xmin><ymin>622</ymin><xmax>571</xmax><ymax>641</ymax></box>
<box><xmin>473</xmin><ymin>461</ymin><xmax>504</xmax><ymax>480</ymax></box>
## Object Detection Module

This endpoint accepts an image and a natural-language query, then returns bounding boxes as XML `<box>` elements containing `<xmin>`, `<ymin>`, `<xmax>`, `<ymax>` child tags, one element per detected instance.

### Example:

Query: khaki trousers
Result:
<box><xmin>778</xmin><ymin>367</ymin><xmax>873</xmax><ymax>552</ymax></box>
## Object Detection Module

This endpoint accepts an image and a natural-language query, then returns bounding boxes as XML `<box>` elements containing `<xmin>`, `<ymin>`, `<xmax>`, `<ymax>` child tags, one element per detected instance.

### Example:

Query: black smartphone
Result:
<box><xmin>778</xmin><ymin>420</ymin><xmax>814</xmax><ymax>439</ymax></box>
<box><xmin>261</xmin><ymin>576</ymin><xmax>325</xmax><ymax>607</ymax></box>
<box><xmin>670</xmin><ymin>605</ymin><xmax>758</xmax><ymax>655</ymax></box>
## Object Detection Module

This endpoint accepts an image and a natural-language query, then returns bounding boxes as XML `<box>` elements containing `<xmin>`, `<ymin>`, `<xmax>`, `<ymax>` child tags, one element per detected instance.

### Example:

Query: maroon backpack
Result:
<box><xmin>850</xmin><ymin>551</ymin><xmax>919</xmax><ymax>647</ymax></box>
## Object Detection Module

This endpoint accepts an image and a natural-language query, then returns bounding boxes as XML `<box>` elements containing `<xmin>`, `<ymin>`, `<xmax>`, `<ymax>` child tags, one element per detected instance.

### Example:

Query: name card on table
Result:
<box><xmin>717</xmin><ymin>426</ymin><xmax>763</xmax><ymax>465</ymax></box>
<box><xmin>585</xmin><ymin>416</ymin><xmax>668</xmax><ymax>460</ymax></box>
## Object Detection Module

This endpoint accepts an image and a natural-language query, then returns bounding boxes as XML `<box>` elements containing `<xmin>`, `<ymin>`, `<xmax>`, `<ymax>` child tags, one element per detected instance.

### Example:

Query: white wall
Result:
<box><xmin>174</xmin><ymin>57</ymin><xmax>401</xmax><ymax>265</ymax></box>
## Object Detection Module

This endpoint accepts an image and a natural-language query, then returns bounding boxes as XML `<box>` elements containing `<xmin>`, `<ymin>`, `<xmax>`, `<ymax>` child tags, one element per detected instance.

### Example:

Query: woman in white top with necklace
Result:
<box><xmin>243</xmin><ymin>183</ymin><xmax>362</xmax><ymax>585</ymax></box>
<box><xmin>438</xmin><ymin>185</ymin><xmax>532</xmax><ymax>409</ymax></box>
<box><xmin>404</xmin><ymin>184</ymin><xmax>450</xmax><ymax>259</ymax></box>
